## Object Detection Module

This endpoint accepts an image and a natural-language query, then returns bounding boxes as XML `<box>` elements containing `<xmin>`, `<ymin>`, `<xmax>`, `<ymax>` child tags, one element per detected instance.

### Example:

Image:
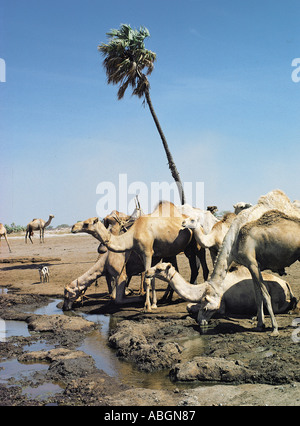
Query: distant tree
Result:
<box><xmin>5</xmin><ymin>223</ymin><xmax>26</xmax><ymax>234</ymax></box>
<box><xmin>98</xmin><ymin>24</ymin><xmax>186</xmax><ymax>204</ymax></box>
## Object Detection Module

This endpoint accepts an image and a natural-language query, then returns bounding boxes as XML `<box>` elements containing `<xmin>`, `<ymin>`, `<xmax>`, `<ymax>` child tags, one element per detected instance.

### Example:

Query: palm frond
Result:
<box><xmin>98</xmin><ymin>24</ymin><xmax>156</xmax><ymax>99</ymax></box>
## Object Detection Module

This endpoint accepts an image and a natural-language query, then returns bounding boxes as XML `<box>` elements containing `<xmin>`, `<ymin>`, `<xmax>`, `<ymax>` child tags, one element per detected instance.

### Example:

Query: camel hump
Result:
<box><xmin>152</xmin><ymin>201</ymin><xmax>182</xmax><ymax>217</ymax></box>
<box><xmin>256</xmin><ymin>210</ymin><xmax>299</xmax><ymax>226</ymax></box>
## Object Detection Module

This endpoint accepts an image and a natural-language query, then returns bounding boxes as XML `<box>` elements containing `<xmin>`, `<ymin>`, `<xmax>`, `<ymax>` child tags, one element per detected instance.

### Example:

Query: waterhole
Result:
<box><xmin>0</xmin><ymin>294</ymin><xmax>204</xmax><ymax>400</ymax></box>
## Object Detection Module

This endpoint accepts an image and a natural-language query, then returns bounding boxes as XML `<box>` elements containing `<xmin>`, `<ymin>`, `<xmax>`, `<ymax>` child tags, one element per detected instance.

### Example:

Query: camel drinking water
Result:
<box><xmin>145</xmin><ymin>262</ymin><xmax>297</xmax><ymax>317</ymax></box>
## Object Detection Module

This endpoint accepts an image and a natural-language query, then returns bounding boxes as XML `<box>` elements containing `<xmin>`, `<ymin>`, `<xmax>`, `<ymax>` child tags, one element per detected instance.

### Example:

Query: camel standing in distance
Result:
<box><xmin>145</xmin><ymin>262</ymin><xmax>297</xmax><ymax>316</ymax></box>
<box><xmin>25</xmin><ymin>215</ymin><xmax>55</xmax><ymax>243</ymax></box>
<box><xmin>159</xmin><ymin>190</ymin><xmax>300</xmax><ymax>335</ymax></box>
<box><xmin>71</xmin><ymin>202</ymin><xmax>193</xmax><ymax>311</ymax></box>
<box><xmin>0</xmin><ymin>223</ymin><xmax>12</xmax><ymax>252</ymax></box>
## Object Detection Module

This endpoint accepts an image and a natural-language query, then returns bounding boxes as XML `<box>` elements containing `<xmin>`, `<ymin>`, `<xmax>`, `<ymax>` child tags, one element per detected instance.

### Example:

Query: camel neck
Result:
<box><xmin>168</xmin><ymin>269</ymin><xmax>204</xmax><ymax>302</ymax></box>
<box><xmin>96</xmin><ymin>221</ymin><xmax>134</xmax><ymax>252</ymax></box>
<box><xmin>208</xmin><ymin>220</ymin><xmax>238</xmax><ymax>292</ymax></box>
<box><xmin>44</xmin><ymin>217</ymin><xmax>53</xmax><ymax>227</ymax></box>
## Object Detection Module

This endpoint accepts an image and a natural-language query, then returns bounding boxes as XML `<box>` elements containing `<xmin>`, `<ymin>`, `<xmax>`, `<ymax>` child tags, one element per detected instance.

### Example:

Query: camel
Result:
<box><xmin>175</xmin><ymin>204</ymin><xmax>218</xmax><ymax>233</ymax></box>
<box><xmin>63</xmin><ymin>247</ymin><xmax>146</xmax><ymax>310</ymax></box>
<box><xmin>233</xmin><ymin>202</ymin><xmax>253</xmax><ymax>214</ymax></box>
<box><xmin>229</xmin><ymin>210</ymin><xmax>300</xmax><ymax>335</ymax></box>
<box><xmin>159</xmin><ymin>190</ymin><xmax>300</xmax><ymax>335</ymax></box>
<box><xmin>25</xmin><ymin>215</ymin><xmax>54</xmax><ymax>243</ymax></box>
<box><xmin>145</xmin><ymin>262</ymin><xmax>297</xmax><ymax>316</ymax></box>
<box><xmin>62</xmin><ymin>243</ymin><xmax>180</xmax><ymax>311</ymax></box>
<box><xmin>71</xmin><ymin>202</ymin><xmax>195</xmax><ymax>311</ymax></box>
<box><xmin>0</xmin><ymin>223</ymin><xmax>12</xmax><ymax>253</ymax></box>
<box><xmin>182</xmin><ymin>212</ymin><xmax>236</xmax><ymax>264</ymax></box>
<box><xmin>64</xmin><ymin>205</ymin><xmax>179</xmax><ymax>310</ymax></box>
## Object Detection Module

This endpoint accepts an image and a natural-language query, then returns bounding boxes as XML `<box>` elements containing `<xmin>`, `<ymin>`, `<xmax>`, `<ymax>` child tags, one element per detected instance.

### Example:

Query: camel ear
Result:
<box><xmin>205</xmin><ymin>295</ymin><xmax>214</xmax><ymax>304</ymax></box>
<box><xmin>166</xmin><ymin>263</ymin><xmax>172</xmax><ymax>270</ymax></box>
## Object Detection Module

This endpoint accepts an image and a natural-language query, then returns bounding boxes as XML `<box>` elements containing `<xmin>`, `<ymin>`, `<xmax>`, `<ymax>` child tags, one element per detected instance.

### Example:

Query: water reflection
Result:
<box><xmin>1</xmin><ymin>296</ymin><xmax>204</xmax><ymax>393</ymax></box>
<box><xmin>79</xmin><ymin>312</ymin><xmax>204</xmax><ymax>390</ymax></box>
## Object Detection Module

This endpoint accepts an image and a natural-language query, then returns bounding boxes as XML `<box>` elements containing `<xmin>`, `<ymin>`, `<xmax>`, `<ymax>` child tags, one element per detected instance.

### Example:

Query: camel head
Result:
<box><xmin>196</xmin><ymin>283</ymin><xmax>222</xmax><ymax>325</ymax></box>
<box><xmin>182</xmin><ymin>216</ymin><xmax>201</xmax><ymax>230</ymax></box>
<box><xmin>62</xmin><ymin>281</ymin><xmax>86</xmax><ymax>311</ymax></box>
<box><xmin>71</xmin><ymin>217</ymin><xmax>99</xmax><ymax>234</ymax></box>
<box><xmin>233</xmin><ymin>202</ymin><xmax>252</xmax><ymax>215</ymax></box>
<box><xmin>145</xmin><ymin>262</ymin><xmax>174</xmax><ymax>282</ymax></box>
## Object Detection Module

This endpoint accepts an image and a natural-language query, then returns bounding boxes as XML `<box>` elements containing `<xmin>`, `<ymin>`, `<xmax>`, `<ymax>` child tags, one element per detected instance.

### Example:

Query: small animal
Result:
<box><xmin>39</xmin><ymin>266</ymin><xmax>49</xmax><ymax>283</ymax></box>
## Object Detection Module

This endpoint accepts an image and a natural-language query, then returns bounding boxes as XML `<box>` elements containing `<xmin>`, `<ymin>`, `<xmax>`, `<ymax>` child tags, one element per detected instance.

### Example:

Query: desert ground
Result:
<box><xmin>0</xmin><ymin>230</ymin><xmax>300</xmax><ymax>406</ymax></box>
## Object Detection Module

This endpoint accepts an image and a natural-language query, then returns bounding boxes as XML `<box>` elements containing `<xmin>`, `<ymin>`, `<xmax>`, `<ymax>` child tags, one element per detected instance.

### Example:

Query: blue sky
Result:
<box><xmin>1</xmin><ymin>0</ymin><xmax>300</xmax><ymax>226</ymax></box>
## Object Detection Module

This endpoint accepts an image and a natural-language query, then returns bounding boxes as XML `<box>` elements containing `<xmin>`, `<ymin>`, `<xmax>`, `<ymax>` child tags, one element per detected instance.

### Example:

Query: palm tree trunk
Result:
<box><xmin>145</xmin><ymin>89</ymin><xmax>186</xmax><ymax>205</ymax></box>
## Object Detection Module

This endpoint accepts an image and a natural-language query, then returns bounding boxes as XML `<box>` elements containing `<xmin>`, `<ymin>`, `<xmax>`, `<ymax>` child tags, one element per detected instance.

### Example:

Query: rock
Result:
<box><xmin>170</xmin><ymin>356</ymin><xmax>254</xmax><ymax>383</ymax></box>
<box><xmin>108</xmin><ymin>319</ymin><xmax>184</xmax><ymax>372</ymax></box>
<box><xmin>26</xmin><ymin>314</ymin><xmax>94</xmax><ymax>333</ymax></box>
<box><xmin>18</xmin><ymin>348</ymin><xmax>97</xmax><ymax>381</ymax></box>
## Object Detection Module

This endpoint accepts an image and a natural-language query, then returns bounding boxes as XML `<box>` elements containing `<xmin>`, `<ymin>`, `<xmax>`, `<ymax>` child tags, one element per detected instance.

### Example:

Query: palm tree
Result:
<box><xmin>98</xmin><ymin>24</ymin><xmax>186</xmax><ymax>204</ymax></box>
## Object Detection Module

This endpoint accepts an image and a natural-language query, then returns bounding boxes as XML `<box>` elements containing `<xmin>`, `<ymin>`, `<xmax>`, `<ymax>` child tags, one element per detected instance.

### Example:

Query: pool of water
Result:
<box><xmin>0</xmin><ymin>295</ymin><xmax>204</xmax><ymax>399</ymax></box>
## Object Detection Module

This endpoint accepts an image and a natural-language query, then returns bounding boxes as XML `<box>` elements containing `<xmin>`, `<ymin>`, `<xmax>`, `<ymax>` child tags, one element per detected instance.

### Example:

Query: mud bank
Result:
<box><xmin>1</xmin><ymin>236</ymin><xmax>300</xmax><ymax>405</ymax></box>
<box><xmin>0</xmin><ymin>292</ymin><xmax>300</xmax><ymax>406</ymax></box>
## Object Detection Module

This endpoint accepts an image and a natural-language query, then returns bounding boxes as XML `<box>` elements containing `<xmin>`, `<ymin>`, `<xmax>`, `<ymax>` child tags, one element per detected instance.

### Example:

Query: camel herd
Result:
<box><xmin>62</xmin><ymin>189</ymin><xmax>300</xmax><ymax>337</ymax></box>
<box><xmin>2</xmin><ymin>189</ymin><xmax>300</xmax><ymax>336</ymax></box>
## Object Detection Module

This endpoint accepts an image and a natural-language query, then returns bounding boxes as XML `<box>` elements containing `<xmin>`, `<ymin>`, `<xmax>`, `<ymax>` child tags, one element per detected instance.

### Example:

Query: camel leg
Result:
<box><xmin>139</xmin><ymin>272</ymin><xmax>145</xmax><ymax>295</ymax></box>
<box><xmin>3</xmin><ymin>234</ymin><xmax>11</xmax><ymax>252</ymax></box>
<box><xmin>248</xmin><ymin>263</ymin><xmax>279</xmax><ymax>336</ymax></box>
<box><xmin>143</xmin><ymin>253</ymin><xmax>154</xmax><ymax>312</ymax></box>
<box><xmin>151</xmin><ymin>277</ymin><xmax>157</xmax><ymax>309</ymax></box>
<box><xmin>197</xmin><ymin>247</ymin><xmax>209</xmax><ymax>281</ymax></box>
<box><xmin>105</xmin><ymin>275</ymin><xmax>113</xmax><ymax>294</ymax></box>
<box><xmin>4</xmin><ymin>234</ymin><xmax>12</xmax><ymax>253</ymax></box>
<box><xmin>29</xmin><ymin>232</ymin><xmax>34</xmax><ymax>244</ymax></box>
<box><xmin>161</xmin><ymin>256</ymin><xmax>178</xmax><ymax>302</ymax></box>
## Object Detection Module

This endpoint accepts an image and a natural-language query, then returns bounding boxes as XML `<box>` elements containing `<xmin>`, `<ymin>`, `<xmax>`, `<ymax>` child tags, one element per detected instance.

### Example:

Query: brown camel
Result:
<box><xmin>71</xmin><ymin>202</ymin><xmax>193</xmax><ymax>311</ymax></box>
<box><xmin>62</xmin><ymin>245</ymin><xmax>179</xmax><ymax>311</ymax></box>
<box><xmin>25</xmin><ymin>215</ymin><xmax>54</xmax><ymax>243</ymax></box>
<box><xmin>64</xmin><ymin>205</ymin><xmax>178</xmax><ymax>310</ymax></box>
<box><xmin>63</xmin><ymin>247</ymin><xmax>144</xmax><ymax>310</ymax></box>
<box><xmin>0</xmin><ymin>223</ymin><xmax>12</xmax><ymax>253</ymax></box>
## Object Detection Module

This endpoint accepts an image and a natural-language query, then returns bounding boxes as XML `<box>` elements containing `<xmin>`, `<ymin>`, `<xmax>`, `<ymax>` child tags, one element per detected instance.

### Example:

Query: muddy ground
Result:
<box><xmin>0</xmin><ymin>231</ymin><xmax>300</xmax><ymax>406</ymax></box>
